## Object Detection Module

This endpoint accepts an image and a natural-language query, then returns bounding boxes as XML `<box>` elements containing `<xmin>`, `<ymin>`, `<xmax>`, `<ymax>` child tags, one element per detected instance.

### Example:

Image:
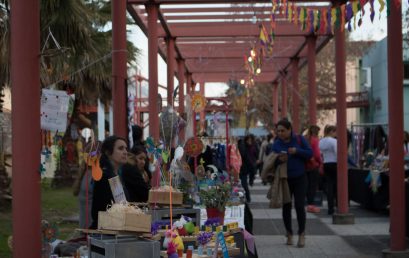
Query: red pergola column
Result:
<box><xmin>199</xmin><ymin>82</ymin><xmax>205</xmax><ymax>132</ymax></box>
<box><xmin>281</xmin><ymin>72</ymin><xmax>288</xmax><ymax>119</ymax></box>
<box><xmin>272</xmin><ymin>82</ymin><xmax>279</xmax><ymax>124</ymax></box>
<box><xmin>146</xmin><ymin>3</ymin><xmax>159</xmax><ymax>140</ymax></box>
<box><xmin>291</xmin><ymin>58</ymin><xmax>300</xmax><ymax>133</ymax></box>
<box><xmin>112</xmin><ymin>0</ymin><xmax>127</xmax><ymax>139</ymax></box>
<box><xmin>386</xmin><ymin>1</ymin><xmax>407</xmax><ymax>253</ymax></box>
<box><xmin>333</xmin><ymin>0</ymin><xmax>353</xmax><ymax>225</ymax></box>
<box><xmin>166</xmin><ymin>37</ymin><xmax>175</xmax><ymax>107</ymax></box>
<box><xmin>11</xmin><ymin>0</ymin><xmax>41</xmax><ymax>257</ymax></box>
<box><xmin>177</xmin><ymin>59</ymin><xmax>185</xmax><ymax>115</ymax></box>
<box><xmin>186</xmin><ymin>73</ymin><xmax>192</xmax><ymax>96</ymax></box>
<box><xmin>307</xmin><ymin>35</ymin><xmax>317</xmax><ymax>126</ymax></box>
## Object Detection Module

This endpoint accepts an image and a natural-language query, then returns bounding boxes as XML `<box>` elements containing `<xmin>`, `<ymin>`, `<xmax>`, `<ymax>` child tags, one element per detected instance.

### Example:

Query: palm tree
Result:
<box><xmin>0</xmin><ymin>0</ymin><xmax>140</xmax><ymax>187</ymax></box>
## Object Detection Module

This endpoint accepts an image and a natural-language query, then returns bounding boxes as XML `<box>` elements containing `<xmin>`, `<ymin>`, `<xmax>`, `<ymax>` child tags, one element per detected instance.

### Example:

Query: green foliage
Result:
<box><xmin>0</xmin><ymin>185</ymin><xmax>79</xmax><ymax>257</ymax></box>
<box><xmin>199</xmin><ymin>183</ymin><xmax>231</xmax><ymax>212</ymax></box>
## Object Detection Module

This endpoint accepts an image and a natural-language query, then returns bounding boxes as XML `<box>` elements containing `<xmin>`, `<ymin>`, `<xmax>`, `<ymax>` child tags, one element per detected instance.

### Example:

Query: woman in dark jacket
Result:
<box><xmin>90</xmin><ymin>135</ymin><xmax>128</xmax><ymax>229</ymax></box>
<box><xmin>272</xmin><ymin>119</ymin><xmax>312</xmax><ymax>248</ymax></box>
<box><xmin>122</xmin><ymin>145</ymin><xmax>151</xmax><ymax>203</ymax></box>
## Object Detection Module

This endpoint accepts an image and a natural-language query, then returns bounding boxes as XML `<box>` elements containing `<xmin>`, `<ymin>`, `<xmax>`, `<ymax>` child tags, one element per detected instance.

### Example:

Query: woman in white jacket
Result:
<box><xmin>319</xmin><ymin>125</ymin><xmax>337</xmax><ymax>215</ymax></box>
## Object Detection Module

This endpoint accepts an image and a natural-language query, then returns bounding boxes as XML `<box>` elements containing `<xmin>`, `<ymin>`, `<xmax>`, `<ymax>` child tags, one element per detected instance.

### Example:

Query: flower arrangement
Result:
<box><xmin>198</xmin><ymin>183</ymin><xmax>231</xmax><ymax>212</ymax></box>
<box><xmin>204</xmin><ymin>218</ymin><xmax>221</xmax><ymax>227</ymax></box>
<box><xmin>197</xmin><ymin>231</ymin><xmax>214</xmax><ymax>246</ymax></box>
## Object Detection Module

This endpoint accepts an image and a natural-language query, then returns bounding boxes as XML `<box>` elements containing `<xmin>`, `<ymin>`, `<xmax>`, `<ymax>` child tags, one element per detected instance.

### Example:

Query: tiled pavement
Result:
<box><xmin>248</xmin><ymin>178</ymin><xmax>400</xmax><ymax>258</ymax></box>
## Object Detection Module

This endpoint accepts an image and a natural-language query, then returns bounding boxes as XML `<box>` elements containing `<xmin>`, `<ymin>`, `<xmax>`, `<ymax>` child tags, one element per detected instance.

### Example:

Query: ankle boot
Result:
<box><xmin>286</xmin><ymin>233</ymin><xmax>293</xmax><ymax>245</ymax></box>
<box><xmin>297</xmin><ymin>233</ymin><xmax>305</xmax><ymax>248</ymax></box>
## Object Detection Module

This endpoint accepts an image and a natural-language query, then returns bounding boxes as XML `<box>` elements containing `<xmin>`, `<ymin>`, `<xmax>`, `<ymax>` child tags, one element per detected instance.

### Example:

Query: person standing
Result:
<box><xmin>271</xmin><ymin>119</ymin><xmax>312</xmax><ymax>248</ymax></box>
<box><xmin>319</xmin><ymin>125</ymin><xmax>338</xmax><ymax>215</ymax></box>
<box><xmin>122</xmin><ymin>145</ymin><xmax>152</xmax><ymax>202</ymax></box>
<box><xmin>90</xmin><ymin>136</ymin><xmax>128</xmax><ymax>229</ymax></box>
<box><xmin>304</xmin><ymin>125</ymin><xmax>322</xmax><ymax>213</ymax></box>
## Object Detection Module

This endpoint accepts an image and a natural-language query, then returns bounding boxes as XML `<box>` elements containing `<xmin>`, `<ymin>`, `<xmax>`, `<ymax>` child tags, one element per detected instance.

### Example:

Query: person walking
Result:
<box><xmin>270</xmin><ymin>119</ymin><xmax>313</xmax><ymax>247</ymax></box>
<box><xmin>304</xmin><ymin>125</ymin><xmax>322</xmax><ymax>213</ymax></box>
<box><xmin>238</xmin><ymin>134</ymin><xmax>258</xmax><ymax>202</ymax></box>
<box><xmin>319</xmin><ymin>125</ymin><xmax>338</xmax><ymax>215</ymax></box>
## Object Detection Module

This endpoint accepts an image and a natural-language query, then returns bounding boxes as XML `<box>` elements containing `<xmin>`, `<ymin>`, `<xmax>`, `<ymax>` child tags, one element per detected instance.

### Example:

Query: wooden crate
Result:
<box><xmin>148</xmin><ymin>189</ymin><xmax>183</xmax><ymax>205</ymax></box>
<box><xmin>98</xmin><ymin>212</ymin><xmax>151</xmax><ymax>233</ymax></box>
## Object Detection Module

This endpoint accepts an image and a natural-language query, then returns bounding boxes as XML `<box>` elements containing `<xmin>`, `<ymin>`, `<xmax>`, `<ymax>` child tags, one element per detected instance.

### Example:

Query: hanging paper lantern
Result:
<box><xmin>184</xmin><ymin>137</ymin><xmax>204</xmax><ymax>157</ymax></box>
<box><xmin>191</xmin><ymin>94</ymin><xmax>206</xmax><ymax>113</ymax></box>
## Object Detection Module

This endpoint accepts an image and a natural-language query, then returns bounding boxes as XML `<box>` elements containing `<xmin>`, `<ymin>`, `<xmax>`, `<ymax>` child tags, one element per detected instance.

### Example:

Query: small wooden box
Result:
<box><xmin>148</xmin><ymin>189</ymin><xmax>183</xmax><ymax>205</ymax></box>
<box><xmin>98</xmin><ymin>212</ymin><xmax>151</xmax><ymax>233</ymax></box>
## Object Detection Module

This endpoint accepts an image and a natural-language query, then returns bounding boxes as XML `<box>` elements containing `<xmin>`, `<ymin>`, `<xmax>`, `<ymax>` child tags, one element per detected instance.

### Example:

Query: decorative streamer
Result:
<box><xmin>331</xmin><ymin>7</ymin><xmax>337</xmax><ymax>32</ymax></box>
<box><xmin>320</xmin><ymin>8</ymin><xmax>327</xmax><ymax>34</ymax></box>
<box><xmin>346</xmin><ymin>3</ymin><xmax>353</xmax><ymax>32</ymax></box>
<box><xmin>386</xmin><ymin>0</ymin><xmax>391</xmax><ymax>16</ymax></box>
<box><xmin>294</xmin><ymin>6</ymin><xmax>299</xmax><ymax>25</ymax></box>
<box><xmin>360</xmin><ymin>0</ymin><xmax>366</xmax><ymax>16</ymax></box>
<box><xmin>309</xmin><ymin>9</ymin><xmax>315</xmax><ymax>33</ymax></box>
<box><xmin>315</xmin><ymin>10</ymin><xmax>321</xmax><ymax>32</ymax></box>
<box><xmin>288</xmin><ymin>3</ymin><xmax>293</xmax><ymax>22</ymax></box>
<box><xmin>327</xmin><ymin>7</ymin><xmax>332</xmax><ymax>34</ymax></box>
<box><xmin>379</xmin><ymin>0</ymin><xmax>385</xmax><ymax>14</ymax></box>
<box><xmin>370</xmin><ymin>0</ymin><xmax>375</xmax><ymax>22</ymax></box>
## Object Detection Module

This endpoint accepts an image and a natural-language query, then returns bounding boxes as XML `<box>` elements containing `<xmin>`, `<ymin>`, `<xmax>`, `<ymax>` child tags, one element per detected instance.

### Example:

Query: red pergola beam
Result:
<box><xmin>128</xmin><ymin>0</ymin><xmax>331</xmax><ymax>4</ymax></box>
<box><xmin>158</xmin><ymin>22</ymin><xmax>330</xmax><ymax>38</ymax></box>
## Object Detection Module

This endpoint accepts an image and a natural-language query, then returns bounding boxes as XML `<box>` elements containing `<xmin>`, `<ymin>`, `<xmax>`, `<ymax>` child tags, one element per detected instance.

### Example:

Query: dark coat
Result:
<box><xmin>122</xmin><ymin>158</ymin><xmax>151</xmax><ymax>203</ymax></box>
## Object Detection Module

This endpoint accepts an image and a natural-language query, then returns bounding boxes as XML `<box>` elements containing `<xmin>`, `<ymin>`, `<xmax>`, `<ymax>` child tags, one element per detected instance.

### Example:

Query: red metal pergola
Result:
<box><xmin>10</xmin><ymin>0</ymin><xmax>407</xmax><ymax>257</ymax></box>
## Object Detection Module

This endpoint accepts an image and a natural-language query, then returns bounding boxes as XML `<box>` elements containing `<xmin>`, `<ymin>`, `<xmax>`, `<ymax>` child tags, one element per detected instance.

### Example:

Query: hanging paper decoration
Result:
<box><xmin>42</xmin><ymin>220</ymin><xmax>58</xmax><ymax>243</ymax></box>
<box><xmin>183</xmin><ymin>137</ymin><xmax>204</xmax><ymax>157</ymax></box>
<box><xmin>191</xmin><ymin>94</ymin><xmax>206</xmax><ymax>113</ymax></box>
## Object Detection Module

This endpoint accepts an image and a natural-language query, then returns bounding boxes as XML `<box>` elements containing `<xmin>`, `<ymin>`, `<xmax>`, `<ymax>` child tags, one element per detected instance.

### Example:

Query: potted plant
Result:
<box><xmin>199</xmin><ymin>183</ymin><xmax>231</xmax><ymax>225</ymax></box>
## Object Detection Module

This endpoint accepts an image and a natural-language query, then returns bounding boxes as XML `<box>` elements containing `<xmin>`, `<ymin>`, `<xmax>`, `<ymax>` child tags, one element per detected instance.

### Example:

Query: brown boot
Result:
<box><xmin>297</xmin><ymin>233</ymin><xmax>305</xmax><ymax>248</ymax></box>
<box><xmin>286</xmin><ymin>233</ymin><xmax>293</xmax><ymax>245</ymax></box>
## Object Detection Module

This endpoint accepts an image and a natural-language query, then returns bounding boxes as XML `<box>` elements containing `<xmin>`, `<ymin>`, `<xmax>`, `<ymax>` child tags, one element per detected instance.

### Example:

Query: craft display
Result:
<box><xmin>148</xmin><ymin>186</ymin><xmax>183</xmax><ymax>205</ymax></box>
<box><xmin>184</xmin><ymin>137</ymin><xmax>204</xmax><ymax>157</ymax></box>
<box><xmin>98</xmin><ymin>202</ymin><xmax>151</xmax><ymax>232</ymax></box>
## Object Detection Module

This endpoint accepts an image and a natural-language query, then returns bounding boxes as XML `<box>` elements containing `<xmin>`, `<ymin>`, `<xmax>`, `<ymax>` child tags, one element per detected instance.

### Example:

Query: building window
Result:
<box><xmin>404</xmin><ymin>62</ymin><xmax>409</xmax><ymax>80</ymax></box>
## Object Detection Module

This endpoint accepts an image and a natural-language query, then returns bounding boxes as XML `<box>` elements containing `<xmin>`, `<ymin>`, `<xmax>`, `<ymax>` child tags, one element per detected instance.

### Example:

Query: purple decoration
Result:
<box><xmin>348</xmin><ymin>21</ymin><xmax>352</xmax><ymax>32</ymax></box>
<box><xmin>309</xmin><ymin>10</ymin><xmax>314</xmax><ymax>33</ymax></box>
<box><xmin>327</xmin><ymin>7</ymin><xmax>332</xmax><ymax>34</ymax></box>
<box><xmin>346</xmin><ymin>4</ymin><xmax>353</xmax><ymax>21</ymax></box>
<box><xmin>151</xmin><ymin>221</ymin><xmax>171</xmax><ymax>235</ymax></box>
<box><xmin>197</xmin><ymin>231</ymin><xmax>214</xmax><ymax>246</ymax></box>
<box><xmin>204</xmin><ymin>218</ymin><xmax>221</xmax><ymax>227</ymax></box>
<box><xmin>370</xmin><ymin>0</ymin><xmax>375</xmax><ymax>22</ymax></box>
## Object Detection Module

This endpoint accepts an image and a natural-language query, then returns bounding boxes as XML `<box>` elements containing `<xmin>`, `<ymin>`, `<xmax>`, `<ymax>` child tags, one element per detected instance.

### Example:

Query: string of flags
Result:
<box><xmin>258</xmin><ymin>0</ymin><xmax>403</xmax><ymax>57</ymax></box>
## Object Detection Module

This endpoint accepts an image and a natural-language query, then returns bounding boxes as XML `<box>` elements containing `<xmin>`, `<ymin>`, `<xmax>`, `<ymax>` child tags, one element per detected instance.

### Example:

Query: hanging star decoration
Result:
<box><xmin>191</xmin><ymin>94</ymin><xmax>206</xmax><ymax>113</ymax></box>
<box><xmin>184</xmin><ymin>137</ymin><xmax>204</xmax><ymax>157</ymax></box>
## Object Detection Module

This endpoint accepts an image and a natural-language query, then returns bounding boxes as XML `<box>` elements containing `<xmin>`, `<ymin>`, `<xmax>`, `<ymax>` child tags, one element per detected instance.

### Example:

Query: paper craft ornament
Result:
<box><xmin>191</xmin><ymin>94</ymin><xmax>206</xmax><ymax>112</ymax></box>
<box><xmin>91</xmin><ymin>157</ymin><xmax>103</xmax><ymax>181</ymax></box>
<box><xmin>184</xmin><ymin>137</ymin><xmax>204</xmax><ymax>157</ymax></box>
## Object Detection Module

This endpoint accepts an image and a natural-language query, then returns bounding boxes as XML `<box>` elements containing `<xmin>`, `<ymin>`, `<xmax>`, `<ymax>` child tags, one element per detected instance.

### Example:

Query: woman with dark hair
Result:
<box><xmin>304</xmin><ymin>125</ymin><xmax>322</xmax><ymax>214</ymax></box>
<box><xmin>122</xmin><ymin>145</ymin><xmax>152</xmax><ymax>202</ymax></box>
<box><xmin>319</xmin><ymin>125</ymin><xmax>337</xmax><ymax>216</ymax></box>
<box><xmin>90</xmin><ymin>135</ymin><xmax>128</xmax><ymax>229</ymax></box>
<box><xmin>271</xmin><ymin>119</ymin><xmax>312</xmax><ymax>248</ymax></box>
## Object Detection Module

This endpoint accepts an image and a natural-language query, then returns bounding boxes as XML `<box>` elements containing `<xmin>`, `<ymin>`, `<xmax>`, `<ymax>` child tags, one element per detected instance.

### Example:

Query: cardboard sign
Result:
<box><xmin>108</xmin><ymin>176</ymin><xmax>127</xmax><ymax>203</ymax></box>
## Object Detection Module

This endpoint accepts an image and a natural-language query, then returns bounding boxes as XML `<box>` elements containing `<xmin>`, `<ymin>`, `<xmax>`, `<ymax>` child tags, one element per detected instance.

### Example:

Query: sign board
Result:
<box><xmin>40</xmin><ymin>89</ymin><xmax>70</xmax><ymax>132</ymax></box>
<box><xmin>108</xmin><ymin>176</ymin><xmax>127</xmax><ymax>203</ymax></box>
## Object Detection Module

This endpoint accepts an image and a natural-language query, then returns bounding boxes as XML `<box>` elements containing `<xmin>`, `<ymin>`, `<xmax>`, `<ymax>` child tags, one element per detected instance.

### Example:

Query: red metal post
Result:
<box><xmin>291</xmin><ymin>58</ymin><xmax>300</xmax><ymax>133</ymax></box>
<box><xmin>166</xmin><ymin>37</ymin><xmax>175</xmax><ymax>107</ymax></box>
<box><xmin>334</xmin><ymin>6</ymin><xmax>348</xmax><ymax>215</ymax></box>
<box><xmin>112</xmin><ymin>0</ymin><xmax>128</xmax><ymax>139</ymax></box>
<box><xmin>11</xmin><ymin>0</ymin><xmax>41</xmax><ymax>257</ymax></box>
<box><xmin>186</xmin><ymin>73</ymin><xmax>192</xmax><ymax>96</ymax></box>
<box><xmin>281</xmin><ymin>72</ymin><xmax>287</xmax><ymax>119</ymax></box>
<box><xmin>307</xmin><ymin>35</ymin><xmax>317</xmax><ymax>126</ymax></box>
<box><xmin>146</xmin><ymin>4</ymin><xmax>159</xmax><ymax>140</ymax></box>
<box><xmin>177</xmin><ymin>59</ymin><xmax>185</xmax><ymax>115</ymax></box>
<box><xmin>199</xmin><ymin>82</ymin><xmax>205</xmax><ymax>132</ymax></box>
<box><xmin>272</xmin><ymin>82</ymin><xmax>279</xmax><ymax>124</ymax></box>
<box><xmin>387</xmin><ymin>1</ymin><xmax>406</xmax><ymax>251</ymax></box>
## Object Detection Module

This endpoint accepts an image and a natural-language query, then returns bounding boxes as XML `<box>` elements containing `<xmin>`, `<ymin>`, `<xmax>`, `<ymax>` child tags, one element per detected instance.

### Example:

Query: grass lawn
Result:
<box><xmin>0</xmin><ymin>180</ymin><xmax>79</xmax><ymax>257</ymax></box>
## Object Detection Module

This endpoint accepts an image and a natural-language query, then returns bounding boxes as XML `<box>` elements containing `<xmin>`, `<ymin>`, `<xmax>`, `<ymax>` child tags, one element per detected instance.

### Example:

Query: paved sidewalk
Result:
<box><xmin>249</xmin><ymin>178</ymin><xmax>397</xmax><ymax>258</ymax></box>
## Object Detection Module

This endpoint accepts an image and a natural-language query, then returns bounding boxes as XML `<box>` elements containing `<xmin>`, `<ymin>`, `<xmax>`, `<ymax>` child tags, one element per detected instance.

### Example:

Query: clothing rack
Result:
<box><xmin>350</xmin><ymin>123</ymin><xmax>388</xmax><ymax>168</ymax></box>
